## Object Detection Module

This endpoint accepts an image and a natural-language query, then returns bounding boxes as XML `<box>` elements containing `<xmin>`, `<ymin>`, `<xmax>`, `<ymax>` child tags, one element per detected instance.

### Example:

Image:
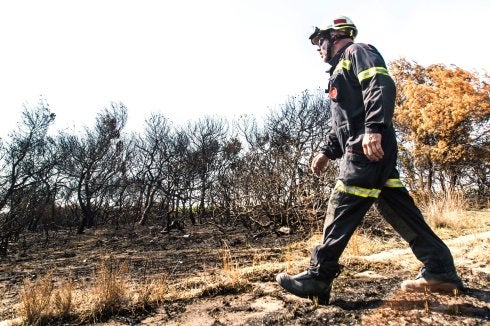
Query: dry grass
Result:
<box><xmin>52</xmin><ymin>280</ymin><xmax>73</xmax><ymax>318</ymax></box>
<box><xmin>344</xmin><ymin>230</ymin><xmax>405</xmax><ymax>258</ymax></box>
<box><xmin>76</xmin><ymin>257</ymin><xmax>169</xmax><ymax>323</ymax></box>
<box><xmin>346</xmin><ymin>230</ymin><xmax>363</xmax><ymax>257</ymax></box>
<box><xmin>421</xmin><ymin>190</ymin><xmax>470</xmax><ymax>229</ymax></box>
<box><xmin>174</xmin><ymin>272</ymin><xmax>250</xmax><ymax>300</ymax></box>
<box><xmin>18</xmin><ymin>271</ymin><xmax>55</xmax><ymax>325</ymax></box>
<box><xmin>79</xmin><ymin>257</ymin><xmax>130</xmax><ymax>321</ymax></box>
<box><xmin>12</xmin><ymin>248</ymin><xmax>254</xmax><ymax>325</ymax></box>
<box><xmin>13</xmin><ymin>257</ymin><xmax>171</xmax><ymax>325</ymax></box>
<box><xmin>166</xmin><ymin>244</ymin><xmax>251</xmax><ymax>301</ymax></box>
<box><xmin>132</xmin><ymin>277</ymin><xmax>168</xmax><ymax>308</ymax></box>
<box><xmin>221</xmin><ymin>242</ymin><xmax>237</xmax><ymax>273</ymax></box>
<box><xmin>16</xmin><ymin>272</ymin><xmax>75</xmax><ymax>325</ymax></box>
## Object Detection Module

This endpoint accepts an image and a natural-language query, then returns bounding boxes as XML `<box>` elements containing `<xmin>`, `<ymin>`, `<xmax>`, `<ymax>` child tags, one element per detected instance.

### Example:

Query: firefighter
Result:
<box><xmin>276</xmin><ymin>16</ymin><xmax>464</xmax><ymax>304</ymax></box>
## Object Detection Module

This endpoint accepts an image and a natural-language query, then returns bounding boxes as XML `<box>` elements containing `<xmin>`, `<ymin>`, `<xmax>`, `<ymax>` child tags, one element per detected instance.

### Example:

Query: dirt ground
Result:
<box><xmin>0</xmin><ymin>212</ymin><xmax>489</xmax><ymax>325</ymax></box>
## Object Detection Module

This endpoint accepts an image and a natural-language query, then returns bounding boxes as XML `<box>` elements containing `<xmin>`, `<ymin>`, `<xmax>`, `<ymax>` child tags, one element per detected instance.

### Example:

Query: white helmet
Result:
<box><xmin>309</xmin><ymin>16</ymin><xmax>358</xmax><ymax>45</ymax></box>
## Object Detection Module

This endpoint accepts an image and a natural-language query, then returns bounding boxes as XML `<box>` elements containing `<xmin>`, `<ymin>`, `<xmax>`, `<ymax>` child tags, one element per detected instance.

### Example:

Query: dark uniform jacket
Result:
<box><xmin>321</xmin><ymin>42</ymin><xmax>399</xmax><ymax>191</ymax></box>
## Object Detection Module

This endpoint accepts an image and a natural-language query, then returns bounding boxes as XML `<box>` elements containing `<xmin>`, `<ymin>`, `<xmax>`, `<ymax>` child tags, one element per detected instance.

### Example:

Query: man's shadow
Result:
<box><xmin>329</xmin><ymin>299</ymin><xmax>384</xmax><ymax>310</ymax></box>
<box><xmin>329</xmin><ymin>288</ymin><xmax>489</xmax><ymax>320</ymax></box>
<box><xmin>464</xmin><ymin>287</ymin><xmax>490</xmax><ymax>303</ymax></box>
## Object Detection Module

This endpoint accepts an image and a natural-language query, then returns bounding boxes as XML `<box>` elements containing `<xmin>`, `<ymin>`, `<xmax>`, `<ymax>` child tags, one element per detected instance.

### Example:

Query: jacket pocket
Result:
<box><xmin>339</xmin><ymin>151</ymin><xmax>380</xmax><ymax>189</ymax></box>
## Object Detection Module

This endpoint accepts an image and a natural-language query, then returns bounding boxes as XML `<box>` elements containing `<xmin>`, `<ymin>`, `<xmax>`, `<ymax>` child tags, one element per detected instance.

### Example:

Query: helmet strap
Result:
<box><xmin>327</xmin><ymin>32</ymin><xmax>351</xmax><ymax>43</ymax></box>
<box><xmin>325</xmin><ymin>33</ymin><xmax>351</xmax><ymax>61</ymax></box>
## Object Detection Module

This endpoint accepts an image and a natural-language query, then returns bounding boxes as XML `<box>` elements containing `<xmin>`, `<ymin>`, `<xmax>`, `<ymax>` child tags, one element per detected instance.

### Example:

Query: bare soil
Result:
<box><xmin>0</xmin><ymin>214</ymin><xmax>489</xmax><ymax>325</ymax></box>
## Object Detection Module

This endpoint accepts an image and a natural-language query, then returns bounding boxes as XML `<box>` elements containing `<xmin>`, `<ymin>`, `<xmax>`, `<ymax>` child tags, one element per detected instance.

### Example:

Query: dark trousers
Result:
<box><xmin>308</xmin><ymin>185</ymin><xmax>457</xmax><ymax>279</ymax></box>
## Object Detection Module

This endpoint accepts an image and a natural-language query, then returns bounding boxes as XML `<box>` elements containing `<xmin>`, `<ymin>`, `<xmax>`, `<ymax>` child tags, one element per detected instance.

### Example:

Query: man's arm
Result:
<box><xmin>311</xmin><ymin>131</ymin><xmax>342</xmax><ymax>175</ymax></box>
<box><xmin>351</xmin><ymin>44</ymin><xmax>396</xmax><ymax>161</ymax></box>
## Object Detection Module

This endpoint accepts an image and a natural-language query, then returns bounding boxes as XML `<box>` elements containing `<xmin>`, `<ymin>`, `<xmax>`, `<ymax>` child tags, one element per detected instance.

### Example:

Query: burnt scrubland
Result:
<box><xmin>0</xmin><ymin>208</ymin><xmax>489</xmax><ymax>325</ymax></box>
<box><xmin>0</xmin><ymin>61</ymin><xmax>489</xmax><ymax>325</ymax></box>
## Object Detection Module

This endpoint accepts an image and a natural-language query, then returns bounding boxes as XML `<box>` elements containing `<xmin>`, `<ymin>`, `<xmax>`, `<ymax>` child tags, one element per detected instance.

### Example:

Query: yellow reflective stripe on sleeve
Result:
<box><xmin>334</xmin><ymin>180</ymin><xmax>381</xmax><ymax>198</ymax></box>
<box><xmin>384</xmin><ymin>178</ymin><xmax>404</xmax><ymax>188</ymax></box>
<box><xmin>333</xmin><ymin>59</ymin><xmax>352</xmax><ymax>75</ymax></box>
<box><xmin>357</xmin><ymin>67</ymin><xmax>390</xmax><ymax>82</ymax></box>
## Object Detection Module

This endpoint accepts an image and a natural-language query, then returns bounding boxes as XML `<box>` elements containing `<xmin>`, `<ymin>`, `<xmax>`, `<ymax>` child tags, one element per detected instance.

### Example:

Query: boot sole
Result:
<box><xmin>401</xmin><ymin>281</ymin><xmax>461</xmax><ymax>293</ymax></box>
<box><xmin>280</xmin><ymin>290</ymin><xmax>331</xmax><ymax>305</ymax></box>
<box><xmin>277</xmin><ymin>284</ymin><xmax>331</xmax><ymax>305</ymax></box>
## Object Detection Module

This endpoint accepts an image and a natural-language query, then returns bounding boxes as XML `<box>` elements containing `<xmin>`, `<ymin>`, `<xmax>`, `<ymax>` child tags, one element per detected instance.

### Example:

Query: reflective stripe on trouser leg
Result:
<box><xmin>384</xmin><ymin>178</ymin><xmax>404</xmax><ymax>188</ymax></box>
<box><xmin>334</xmin><ymin>180</ymin><xmax>381</xmax><ymax>198</ymax></box>
<box><xmin>309</xmin><ymin>188</ymin><xmax>375</xmax><ymax>278</ymax></box>
<box><xmin>333</xmin><ymin>179</ymin><xmax>403</xmax><ymax>200</ymax></box>
<box><xmin>321</xmin><ymin>178</ymin><xmax>400</xmax><ymax>248</ymax></box>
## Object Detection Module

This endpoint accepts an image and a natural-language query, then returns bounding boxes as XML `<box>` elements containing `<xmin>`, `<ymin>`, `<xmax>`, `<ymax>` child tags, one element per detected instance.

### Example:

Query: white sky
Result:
<box><xmin>0</xmin><ymin>0</ymin><xmax>488</xmax><ymax>138</ymax></box>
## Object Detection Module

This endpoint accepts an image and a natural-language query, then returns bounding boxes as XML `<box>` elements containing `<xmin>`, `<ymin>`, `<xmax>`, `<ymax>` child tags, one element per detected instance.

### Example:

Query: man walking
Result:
<box><xmin>276</xmin><ymin>16</ymin><xmax>464</xmax><ymax>305</ymax></box>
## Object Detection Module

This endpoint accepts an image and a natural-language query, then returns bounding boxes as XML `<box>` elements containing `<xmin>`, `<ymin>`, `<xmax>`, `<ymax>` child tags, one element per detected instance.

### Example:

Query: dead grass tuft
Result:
<box><xmin>221</xmin><ymin>242</ymin><xmax>236</xmax><ymax>273</ymax></box>
<box><xmin>81</xmin><ymin>257</ymin><xmax>130</xmax><ymax>320</ymax></box>
<box><xmin>344</xmin><ymin>230</ymin><xmax>403</xmax><ymax>258</ymax></box>
<box><xmin>421</xmin><ymin>190</ymin><xmax>470</xmax><ymax>229</ymax></box>
<box><xmin>173</xmin><ymin>272</ymin><xmax>250</xmax><ymax>300</ymax></box>
<box><xmin>132</xmin><ymin>276</ymin><xmax>168</xmax><ymax>308</ymax></box>
<box><xmin>200</xmin><ymin>274</ymin><xmax>250</xmax><ymax>297</ymax></box>
<box><xmin>18</xmin><ymin>271</ymin><xmax>55</xmax><ymax>325</ymax></box>
<box><xmin>163</xmin><ymin>243</ymin><xmax>251</xmax><ymax>302</ymax></box>
<box><xmin>346</xmin><ymin>230</ymin><xmax>362</xmax><ymax>256</ymax></box>
<box><xmin>52</xmin><ymin>280</ymin><xmax>73</xmax><ymax>318</ymax></box>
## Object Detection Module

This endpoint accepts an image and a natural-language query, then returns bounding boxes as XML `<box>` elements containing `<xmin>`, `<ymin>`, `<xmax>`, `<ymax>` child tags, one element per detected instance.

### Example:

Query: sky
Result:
<box><xmin>0</xmin><ymin>0</ymin><xmax>488</xmax><ymax>139</ymax></box>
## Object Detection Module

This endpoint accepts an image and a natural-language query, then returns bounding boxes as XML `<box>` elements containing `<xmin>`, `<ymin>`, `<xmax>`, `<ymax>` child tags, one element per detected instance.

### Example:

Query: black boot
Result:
<box><xmin>276</xmin><ymin>271</ymin><xmax>334</xmax><ymax>305</ymax></box>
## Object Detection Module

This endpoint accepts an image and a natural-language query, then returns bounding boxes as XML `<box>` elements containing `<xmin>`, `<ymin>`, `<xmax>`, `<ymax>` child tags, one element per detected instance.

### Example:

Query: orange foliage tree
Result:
<box><xmin>389</xmin><ymin>58</ymin><xmax>490</xmax><ymax>202</ymax></box>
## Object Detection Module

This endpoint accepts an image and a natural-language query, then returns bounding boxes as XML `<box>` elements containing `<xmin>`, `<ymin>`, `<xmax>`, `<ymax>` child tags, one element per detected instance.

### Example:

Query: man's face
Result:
<box><xmin>315</xmin><ymin>30</ymin><xmax>343</xmax><ymax>63</ymax></box>
<box><xmin>316</xmin><ymin>36</ymin><xmax>330</xmax><ymax>63</ymax></box>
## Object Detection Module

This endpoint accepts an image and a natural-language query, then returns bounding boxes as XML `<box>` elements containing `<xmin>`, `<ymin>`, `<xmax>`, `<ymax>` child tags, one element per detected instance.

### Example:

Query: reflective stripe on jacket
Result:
<box><xmin>321</xmin><ymin>42</ymin><xmax>400</xmax><ymax>191</ymax></box>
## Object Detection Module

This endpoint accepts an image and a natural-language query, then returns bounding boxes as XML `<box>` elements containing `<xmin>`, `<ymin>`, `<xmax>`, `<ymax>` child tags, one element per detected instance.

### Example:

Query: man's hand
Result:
<box><xmin>362</xmin><ymin>133</ymin><xmax>384</xmax><ymax>161</ymax></box>
<box><xmin>311</xmin><ymin>153</ymin><xmax>329</xmax><ymax>176</ymax></box>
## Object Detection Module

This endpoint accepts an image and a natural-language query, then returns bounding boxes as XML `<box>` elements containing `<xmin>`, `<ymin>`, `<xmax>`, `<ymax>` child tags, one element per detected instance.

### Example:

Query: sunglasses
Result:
<box><xmin>318</xmin><ymin>37</ymin><xmax>327</xmax><ymax>47</ymax></box>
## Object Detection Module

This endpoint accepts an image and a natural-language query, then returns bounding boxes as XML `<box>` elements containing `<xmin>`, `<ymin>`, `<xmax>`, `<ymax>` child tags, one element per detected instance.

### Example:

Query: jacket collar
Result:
<box><xmin>327</xmin><ymin>42</ymin><xmax>354</xmax><ymax>73</ymax></box>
